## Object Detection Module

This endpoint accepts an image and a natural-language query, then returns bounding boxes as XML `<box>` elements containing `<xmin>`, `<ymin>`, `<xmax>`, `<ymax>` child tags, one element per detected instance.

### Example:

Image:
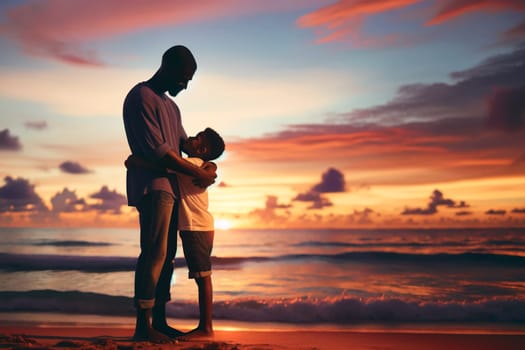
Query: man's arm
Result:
<box><xmin>125</xmin><ymin>152</ymin><xmax>216</xmax><ymax>188</ymax></box>
<box><xmin>125</xmin><ymin>155</ymin><xmax>164</xmax><ymax>172</ymax></box>
<box><xmin>160</xmin><ymin>150</ymin><xmax>216</xmax><ymax>188</ymax></box>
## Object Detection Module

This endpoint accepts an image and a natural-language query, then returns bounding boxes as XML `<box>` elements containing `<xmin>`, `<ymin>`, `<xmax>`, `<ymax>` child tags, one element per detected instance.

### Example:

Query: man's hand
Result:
<box><xmin>193</xmin><ymin>161</ymin><xmax>217</xmax><ymax>188</ymax></box>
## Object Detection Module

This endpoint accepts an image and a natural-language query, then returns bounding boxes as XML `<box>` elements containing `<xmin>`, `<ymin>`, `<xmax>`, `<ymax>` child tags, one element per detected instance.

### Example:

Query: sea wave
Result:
<box><xmin>1</xmin><ymin>290</ymin><xmax>524</xmax><ymax>323</ymax></box>
<box><xmin>294</xmin><ymin>239</ymin><xmax>525</xmax><ymax>248</ymax></box>
<box><xmin>1</xmin><ymin>251</ymin><xmax>524</xmax><ymax>272</ymax></box>
<box><xmin>0</xmin><ymin>253</ymin><xmax>265</xmax><ymax>272</ymax></box>
<box><xmin>293</xmin><ymin>241</ymin><xmax>467</xmax><ymax>248</ymax></box>
<box><xmin>31</xmin><ymin>240</ymin><xmax>114</xmax><ymax>247</ymax></box>
<box><xmin>303</xmin><ymin>251</ymin><xmax>525</xmax><ymax>266</ymax></box>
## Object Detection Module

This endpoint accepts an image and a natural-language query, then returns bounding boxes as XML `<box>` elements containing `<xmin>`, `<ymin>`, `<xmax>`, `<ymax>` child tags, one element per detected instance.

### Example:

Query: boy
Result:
<box><xmin>126</xmin><ymin>127</ymin><xmax>225</xmax><ymax>338</ymax></box>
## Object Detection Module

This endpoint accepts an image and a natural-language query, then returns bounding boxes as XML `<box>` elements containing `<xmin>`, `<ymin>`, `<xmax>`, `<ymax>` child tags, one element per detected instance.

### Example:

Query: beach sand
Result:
<box><xmin>1</xmin><ymin>325</ymin><xmax>525</xmax><ymax>350</ymax></box>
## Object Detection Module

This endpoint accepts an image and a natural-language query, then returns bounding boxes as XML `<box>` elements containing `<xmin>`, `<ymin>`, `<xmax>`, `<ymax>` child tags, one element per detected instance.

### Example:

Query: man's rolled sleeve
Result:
<box><xmin>153</xmin><ymin>142</ymin><xmax>171</xmax><ymax>160</ymax></box>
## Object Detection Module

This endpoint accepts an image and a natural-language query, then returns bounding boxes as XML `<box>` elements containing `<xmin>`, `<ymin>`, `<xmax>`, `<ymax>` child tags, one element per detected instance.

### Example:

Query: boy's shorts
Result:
<box><xmin>179</xmin><ymin>230</ymin><xmax>214</xmax><ymax>279</ymax></box>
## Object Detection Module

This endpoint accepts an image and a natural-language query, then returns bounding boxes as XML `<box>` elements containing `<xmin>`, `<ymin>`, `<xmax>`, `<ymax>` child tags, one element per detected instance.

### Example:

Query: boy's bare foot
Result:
<box><xmin>180</xmin><ymin>327</ymin><xmax>214</xmax><ymax>340</ymax></box>
<box><xmin>133</xmin><ymin>326</ymin><xmax>176</xmax><ymax>344</ymax></box>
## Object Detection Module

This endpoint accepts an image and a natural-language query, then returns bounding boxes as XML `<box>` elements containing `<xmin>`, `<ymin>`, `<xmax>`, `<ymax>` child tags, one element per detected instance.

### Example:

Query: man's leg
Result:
<box><xmin>133</xmin><ymin>191</ymin><xmax>175</xmax><ymax>343</ymax></box>
<box><xmin>152</xmin><ymin>200</ymin><xmax>184</xmax><ymax>337</ymax></box>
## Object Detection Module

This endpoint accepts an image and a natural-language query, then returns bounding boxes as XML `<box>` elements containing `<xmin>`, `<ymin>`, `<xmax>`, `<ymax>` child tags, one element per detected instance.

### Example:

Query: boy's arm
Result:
<box><xmin>160</xmin><ymin>149</ymin><xmax>217</xmax><ymax>188</ymax></box>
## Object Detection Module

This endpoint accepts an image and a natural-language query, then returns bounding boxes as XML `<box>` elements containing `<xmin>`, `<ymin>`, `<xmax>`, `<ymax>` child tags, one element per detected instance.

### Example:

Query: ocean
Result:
<box><xmin>1</xmin><ymin>227</ymin><xmax>524</xmax><ymax>332</ymax></box>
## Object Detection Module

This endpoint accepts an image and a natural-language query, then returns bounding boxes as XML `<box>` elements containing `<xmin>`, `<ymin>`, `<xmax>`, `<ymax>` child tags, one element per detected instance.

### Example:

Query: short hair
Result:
<box><xmin>202</xmin><ymin>127</ymin><xmax>225</xmax><ymax>161</ymax></box>
<box><xmin>161</xmin><ymin>45</ymin><xmax>197</xmax><ymax>72</ymax></box>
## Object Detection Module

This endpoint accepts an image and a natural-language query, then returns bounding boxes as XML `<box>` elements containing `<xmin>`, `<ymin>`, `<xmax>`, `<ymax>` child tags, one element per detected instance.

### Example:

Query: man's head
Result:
<box><xmin>182</xmin><ymin>128</ymin><xmax>225</xmax><ymax>161</ymax></box>
<box><xmin>160</xmin><ymin>45</ymin><xmax>197</xmax><ymax>97</ymax></box>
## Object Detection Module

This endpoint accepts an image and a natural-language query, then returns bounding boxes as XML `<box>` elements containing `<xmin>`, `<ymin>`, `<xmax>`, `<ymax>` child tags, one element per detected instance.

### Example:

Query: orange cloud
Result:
<box><xmin>297</xmin><ymin>0</ymin><xmax>525</xmax><ymax>46</ymax></box>
<box><xmin>227</xmin><ymin>118</ymin><xmax>525</xmax><ymax>186</ymax></box>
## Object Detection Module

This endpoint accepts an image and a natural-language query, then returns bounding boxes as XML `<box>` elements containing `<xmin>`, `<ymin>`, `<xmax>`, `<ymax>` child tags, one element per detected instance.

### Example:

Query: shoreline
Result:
<box><xmin>2</xmin><ymin>311</ymin><xmax>525</xmax><ymax>334</ymax></box>
<box><xmin>2</xmin><ymin>312</ymin><xmax>525</xmax><ymax>350</ymax></box>
<box><xmin>1</xmin><ymin>324</ymin><xmax>525</xmax><ymax>350</ymax></box>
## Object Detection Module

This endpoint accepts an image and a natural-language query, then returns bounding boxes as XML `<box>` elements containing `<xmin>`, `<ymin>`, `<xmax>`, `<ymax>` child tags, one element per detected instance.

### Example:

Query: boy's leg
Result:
<box><xmin>179</xmin><ymin>230</ymin><xmax>214</xmax><ymax>338</ymax></box>
<box><xmin>196</xmin><ymin>275</ymin><xmax>213</xmax><ymax>333</ymax></box>
<box><xmin>133</xmin><ymin>191</ymin><xmax>175</xmax><ymax>343</ymax></box>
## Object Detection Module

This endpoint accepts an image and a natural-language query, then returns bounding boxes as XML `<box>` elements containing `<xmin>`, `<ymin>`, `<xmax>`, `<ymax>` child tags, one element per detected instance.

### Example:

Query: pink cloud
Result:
<box><xmin>297</xmin><ymin>0</ymin><xmax>421</xmax><ymax>28</ymax></box>
<box><xmin>0</xmin><ymin>0</ymin><xmax>308</xmax><ymax>66</ymax></box>
<box><xmin>427</xmin><ymin>0</ymin><xmax>525</xmax><ymax>25</ymax></box>
<box><xmin>297</xmin><ymin>0</ymin><xmax>421</xmax><ymax>47</ymax></box>
<box><xmin>297</xmin><ymin>0</ymin><xmax>525</xmax><ymax>46</ymax></box>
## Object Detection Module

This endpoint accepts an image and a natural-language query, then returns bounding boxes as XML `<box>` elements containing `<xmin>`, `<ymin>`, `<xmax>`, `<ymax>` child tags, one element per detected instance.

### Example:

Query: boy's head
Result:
<box><xmin>182</xmin><ymin>127</ymin><xmax>225</xmax><ymax>161</ymax></box>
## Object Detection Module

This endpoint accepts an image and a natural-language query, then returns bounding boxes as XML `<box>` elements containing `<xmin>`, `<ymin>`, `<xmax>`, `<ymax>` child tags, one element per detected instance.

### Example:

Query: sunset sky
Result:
<box><xmin>0</xmin><ymin>0</ymin><xmax>524</xmax><ymax>229</ymax></box>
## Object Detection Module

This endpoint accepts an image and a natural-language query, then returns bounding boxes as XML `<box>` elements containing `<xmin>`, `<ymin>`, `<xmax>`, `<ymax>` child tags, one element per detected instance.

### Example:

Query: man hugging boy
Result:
<box><xmin>126</xmin><ymin>127</ymin><xmax>225</xmax><ymax>338</ymax></box>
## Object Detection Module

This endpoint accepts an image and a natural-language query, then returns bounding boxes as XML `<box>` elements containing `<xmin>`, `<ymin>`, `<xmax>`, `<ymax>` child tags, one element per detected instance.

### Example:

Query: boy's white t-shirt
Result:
<box><xmin>177</xmin><ymin>157</ymin><xmax>214</xmax><ymax>231</ymax></box>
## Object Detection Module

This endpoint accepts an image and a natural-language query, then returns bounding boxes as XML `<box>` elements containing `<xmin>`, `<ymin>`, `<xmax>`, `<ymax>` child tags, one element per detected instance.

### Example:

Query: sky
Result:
<box><xmin>0</xmin><ymin>0</ymin><xmax>524</xmax><ymax>229</ymax></box>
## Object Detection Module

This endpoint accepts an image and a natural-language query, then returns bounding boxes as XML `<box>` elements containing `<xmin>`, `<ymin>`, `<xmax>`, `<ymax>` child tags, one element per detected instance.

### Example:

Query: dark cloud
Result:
<box><xmin>487</xmin><ymin>85</ymin><xmax>525</xmax><ymax>132</ymax></box>
<box><xmin>50</xmin><ymin>188</ymin><xmax>87</xmax><ymax>213</ymax></box>
<box><xmin>291</xmin><ymin>167</ymin><xmax>344</xmax><ymax>210</ymax></box>
<box><xmin>312</xmin><ymin>167</ymin><xmax>346</xmax><ymax>193</ymax></box>
<box><xmin>455</xmin><ymin>211</ymin><xmax>473</xmax><ymax>216</ymax></box>
<box><xmin>512</xmin><ymin>208</ymin><xmax>525</xmax><ymax>214</ymax></box>
<box><xmin>248</xmin><ymin>195</ymin><xmax>292</xmax><ymax>225</ymax></box>
<box><xmin>335</xmin><ymin>45</ymin><xmax>525</xmax><ymax>127</ymax></box>
<box><xmin>430</xmin><ymin>190</ymin><xmax>469</xmax><ymax>209</ymax></box>
<box><xmin>346</xmin><ymin>208</ymin><xmax>375</xmax><ymax>224</ymax></box>
<box><xmin>265</xmin><ymin>195</ymin><xmax>292</xmax><ymax>209</ymax></box>
<box><xmin>294</xmin><ymin>192</ymin><xmax>322</xmax><ymax>202</ymax></box>
<box><xmin>294</xmin><ymin>191</ymin><xmax>333</xmax><ymax>210</ymax></box>
<box><xmin>402</xmin><ymin>189</ymin><xmax>469</xmax><ymax>216</ymax></box>
<box><xmin>89</xmin><ymin>186</ymin><xmax>126</xmax><ymax>214</ymax></box>
<box><xmin>229</xmin><ymin>46</ymin><xmax>525</xmax><ymax>190</ymax></box>
<box><xmin>401</xmin><ymin>206</ymin><xmax>437</xmax><ymax>216</ymax></box>
<box><xmin>24</xmin><ymin>120</ymin><xmax>48</xmax><ymax>130</ymax></box>
<box><xmin>0</xmin><ymin>129</ymin><xmax>22</xmax><ymax>151</ymax></box>
<box><xmin>0</xmin><ymin>176</ymin><xmax>47</xmax><ymax>213</ymax></box>
<box><xmin>485</xmin><ymin>209</ymin><xmax>507</xmax><ymax>215</ymax></box>
<box><xmin>59</xmin><ymin>161</ymin><xmax>92</xmax><ymax>174</ymax></box>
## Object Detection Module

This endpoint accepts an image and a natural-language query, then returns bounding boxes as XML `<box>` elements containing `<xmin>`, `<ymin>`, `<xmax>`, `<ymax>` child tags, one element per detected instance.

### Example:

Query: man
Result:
<box><xmin>123</xmin><ymin>45</ymin><xmax>216</xmax><ymax>343</ymax></box>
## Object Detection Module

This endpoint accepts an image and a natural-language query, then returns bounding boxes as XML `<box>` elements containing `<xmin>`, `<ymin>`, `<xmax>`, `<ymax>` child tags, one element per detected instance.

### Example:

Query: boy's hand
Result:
<box><xmin>193</xmin><ymin>162</ymin><xmax>217</xmax><ymax>188</ymax></box>
<box><xmin>202</xmin><ymin>161</ymin><xmax>217</xmax><ymax>172</ymax></box>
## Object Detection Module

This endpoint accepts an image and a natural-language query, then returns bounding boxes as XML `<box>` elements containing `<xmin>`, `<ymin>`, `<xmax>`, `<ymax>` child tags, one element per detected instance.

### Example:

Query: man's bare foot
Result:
<box><xmin>133</xmin><ymin>326</ymin><xmax>176</xmax><ymax>344</ymax></box>
<box><xmin>153</xmin><ymin>323</ymin><xmax>185</xmax><ymax>338</ymax></box>
<box><xmin>179</xmin><ymin>327</ymin><xmax>214</xmax><ymax>340</ymax></box>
